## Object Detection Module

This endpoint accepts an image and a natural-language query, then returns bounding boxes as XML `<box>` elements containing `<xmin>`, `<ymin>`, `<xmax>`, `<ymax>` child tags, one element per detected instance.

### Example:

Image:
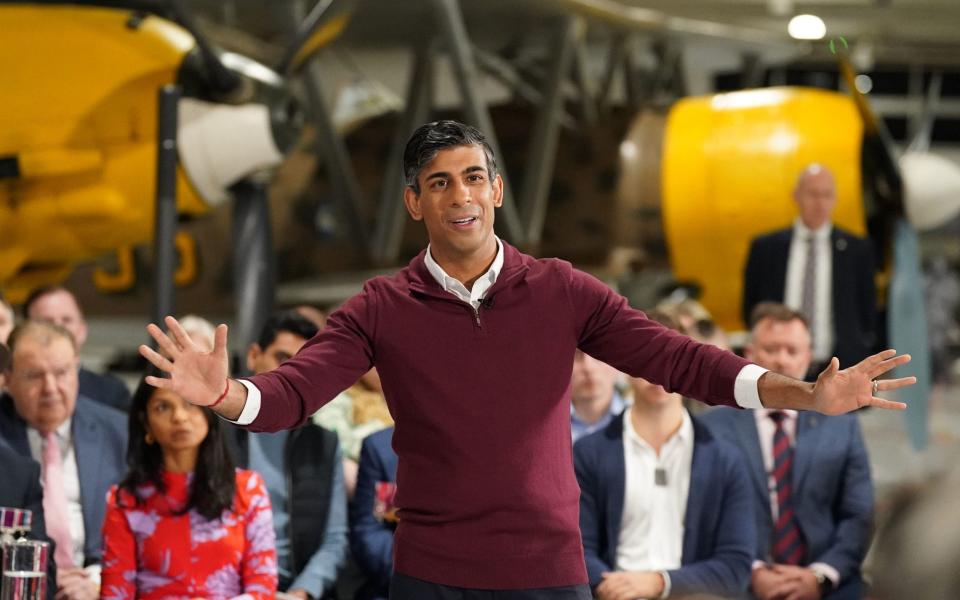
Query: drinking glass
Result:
<box><xmin>1</xmin><ymin>539</ymin><xmax>48</xmax><ymax>600</ymax></box>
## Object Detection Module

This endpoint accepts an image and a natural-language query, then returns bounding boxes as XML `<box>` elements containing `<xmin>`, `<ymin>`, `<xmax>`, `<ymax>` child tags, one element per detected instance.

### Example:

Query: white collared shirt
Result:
<box><xmin>616</xmin><ymin>409</ymin><xmax>694</xmax><ymax>575</ymax></box>
<box><xmin>28</xmin><ymin>418</ymin><xmax>86</xmax><ymax>567</ymax></box>
<box><xmin>423</xmin><ymin>237</ymin><xmax>504</xmax><ymax>310</ymax></box>
<box><xmin>784</xmin><ymin>219</ymin><xmax>833</xmax><ymax>362</ymax></box>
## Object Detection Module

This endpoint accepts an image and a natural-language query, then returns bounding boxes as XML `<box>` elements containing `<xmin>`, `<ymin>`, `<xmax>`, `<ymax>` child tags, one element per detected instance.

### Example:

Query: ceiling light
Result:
<box><xmin>854</xmin><ymin>74</ymin><xmax>873</xmax><ymax>94</ymax></box>
<box><xmin>788</xmin><ymin>14</ymin><xmax>826</xmax><ymax>40</ymax></box>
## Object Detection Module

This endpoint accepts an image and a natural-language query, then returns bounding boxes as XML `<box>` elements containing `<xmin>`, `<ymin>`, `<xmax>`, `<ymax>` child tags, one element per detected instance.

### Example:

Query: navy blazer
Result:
<box><xmin>742</xmin><ymin>226</ymin><xmax>876</xmax><ymax>369</ymax></box>
<box><xmin>574</xmin><ymin>412</ymin><xmax>755</xmax><ymax>597</ymax></box>
<box><xmin>78</xmin><ymin>367</ymin><xmax>131</xmax><ymax>413</ymax></box>
<box><xmin>0</xmin><ymin>394</ymin><xmax>128</xmax><ymax>566</ymax></box>
<box><xmin>349</xmin><ymin>427</ymin><xmax>397</xmax><ymax>600</ymax></box>
<box><xmin>702</xmin><ymin>407</ymin><xmax>873</xmax><ymax>599</ymax></box>
<box><xmin>0</xmin><ymin>442</ymin><xmax>56</xmax><ymax>599</ymax></box>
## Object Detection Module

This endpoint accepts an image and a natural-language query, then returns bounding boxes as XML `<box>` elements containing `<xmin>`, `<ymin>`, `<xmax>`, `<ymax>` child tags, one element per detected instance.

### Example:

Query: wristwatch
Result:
<box><xmin>812</xmin><ymin>569</ymin><xmax>834</xmax><ymax>594</ymax></box>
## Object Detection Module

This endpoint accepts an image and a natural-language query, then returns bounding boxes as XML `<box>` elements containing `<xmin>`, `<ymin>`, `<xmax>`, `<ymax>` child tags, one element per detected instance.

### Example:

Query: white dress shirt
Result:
<box><xmin>784</xmin><ymin>219</ymin><xmax>833</xmax><ymax>362</ymax></box>
<box><xmin>28</xmin><ymin>418</ymin><xmax>86</xmax><ymax>567</ymax></box>
<box><xmin>617</xmin><ymin>410</ymin><xmax>694</xmax><ymax>598</ymax></box>
<box><xmin>233</xmin><ymin>243</ymin><xmax>769</xmax><ymax>425</ymax></box>
<box><xmin>752</xmin><ymin>409</ymin><xmax>839</xmax><ymax>586</ymax></box>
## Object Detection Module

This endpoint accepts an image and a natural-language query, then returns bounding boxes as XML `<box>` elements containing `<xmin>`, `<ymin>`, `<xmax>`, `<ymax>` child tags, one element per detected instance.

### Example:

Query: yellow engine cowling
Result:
<box><xmin>661</xmin><ymin>87</ymin><xmax>866</xmax><ymax>331</ymax></box>
<box><xmin>0</xmin><ymin>5</ymin><xmax>209</xmax><ymax>302</ymax></box>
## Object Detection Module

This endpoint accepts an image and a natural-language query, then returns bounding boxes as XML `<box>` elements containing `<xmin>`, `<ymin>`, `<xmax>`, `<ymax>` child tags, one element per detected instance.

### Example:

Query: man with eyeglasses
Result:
<box><xmin>0</xmin><ymin>320</ymin><xmax>127</xmax><ymax>600</ymax></box>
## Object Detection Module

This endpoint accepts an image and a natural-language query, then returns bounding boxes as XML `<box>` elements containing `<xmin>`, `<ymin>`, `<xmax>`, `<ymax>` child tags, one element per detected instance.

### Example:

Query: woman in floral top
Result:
<box><xmin>101</xmin><ymin>378</ymin><xmax>277</xmax><ymax>599</ymax></box>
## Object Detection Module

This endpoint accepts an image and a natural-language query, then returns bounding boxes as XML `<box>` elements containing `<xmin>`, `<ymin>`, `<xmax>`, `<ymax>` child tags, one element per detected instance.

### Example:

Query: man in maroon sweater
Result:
<box><xmin>141</xmin><ymin>121</ymin><xmax>914</xmax><ymax>599</ymax></box>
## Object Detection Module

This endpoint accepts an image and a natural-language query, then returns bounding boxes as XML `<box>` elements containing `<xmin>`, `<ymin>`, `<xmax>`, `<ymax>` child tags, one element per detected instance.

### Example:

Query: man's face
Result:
<box><xmin>629</xmin><ymin>376</ymin><xmax>680</xmax><ymax>410</ymax></box>
<box><xmin>745</xmin><ymin>318</ymin><xmax>812</xmax><ymax>380</ymax></box>
<box><xmin>6</xmin><ymin>336</ymin><xmax>79</xmax><ymax>434</ymax></box>
<box><xmin>246</xmin><ymin>331</ymin><xmax>308</xmax><ymax>375</ymax></box>
<box><xmin>794</xmin><ymin>169</ymin><xmax>837</xmax><ymax>230</ymax></box>
<box><xmin>570</xmin><ymin>351</ymin><xmax>618</xmax><ymax>408</ymax></box>
<box><xmin>403</xmin><ymin>144</ymin><xmax>503</xmax><ymax>262</ymax></box>
<box><xmin>0</xmin><ymin>302</ymin><xmax>13</xmax><ymax>343</ymax></box>
<box><xmin>27</xmin><ymin>290</ymin><xmax>87</xmax><ymax>348</ymax></box>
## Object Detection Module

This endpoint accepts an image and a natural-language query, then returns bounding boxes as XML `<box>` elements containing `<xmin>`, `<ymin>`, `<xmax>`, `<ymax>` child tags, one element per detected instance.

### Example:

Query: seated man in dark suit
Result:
<box><xmin>703</xmin><ymin>303</ymin><xmax>873</xmax><ymax>599</ymax></box>
<box><xmin>0</xmin><ymin>320</ymin><xmax>128</xmax><ymax>600</ymax></box>
<box><xmin>350</xmin><ymin>426</ymin><xmax>398</xmax><ymax>600</ymax></box>
<box><xmin>228</xmin><ymin>311</ymin><xmax>347</xmax><ymax>600</ymax></box>
<box><xmin>575</xmin><ymin>312</ymin><xmax>755</xmax><ymax>600</ymax></box>
<box><xmin>0</xmin><ymin>441</ymin><xmax>57</xmax><ymax>600</ymax></box>
<box><xmin>23</xmin><ymin>286</ymin><xmax>131</xmax><ymax>411</ymax></box>
<box><xmin>742</xmin><ymin>164</ymin><xmax>876</xmax><ymax>371</ymax></box>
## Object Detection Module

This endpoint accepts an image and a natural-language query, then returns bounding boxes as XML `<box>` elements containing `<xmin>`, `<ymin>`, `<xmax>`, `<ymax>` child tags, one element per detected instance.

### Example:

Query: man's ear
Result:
<box><xmin>492</xmin><ymin>174</ymin><xmax>503</xmax><ymax>208</ymax></box>
<box><xmin>403</xmin><ymin>186</ymin><xmax>423</xmax><ymax>221</ymax></box>
<box><xmin>246</xmin><ymin>344</ymin><xmax>261</xmax><ymax>373</ymax></box>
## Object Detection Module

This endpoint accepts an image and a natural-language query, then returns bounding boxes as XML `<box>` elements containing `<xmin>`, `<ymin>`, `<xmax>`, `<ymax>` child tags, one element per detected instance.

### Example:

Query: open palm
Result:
<box><xmin>139</xmin><ymin>316</ymin><xmax>230</xmax><ymax>406</ymax></box>
<box><xmin>812</xmin><ymin>349</ymin><xmax>915</xmax><ymax>415</ymax></box>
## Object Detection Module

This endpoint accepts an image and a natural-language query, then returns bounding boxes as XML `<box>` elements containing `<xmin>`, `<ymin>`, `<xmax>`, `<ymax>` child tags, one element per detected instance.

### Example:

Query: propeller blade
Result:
<box><xmin>275</xmin><ymin>0</ymin><xmax>356</xmax><ymax>76</ymax></box>
<box><xmin>887</xmin><ymin>219</ymin><xmax>932</xmax><ymax>451</ymax></box>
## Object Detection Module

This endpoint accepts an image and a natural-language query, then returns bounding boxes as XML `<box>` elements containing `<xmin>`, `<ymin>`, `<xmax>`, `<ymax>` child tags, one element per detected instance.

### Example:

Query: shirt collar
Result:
<box><xmin>793</xmin><ymin>218</ymin><xmax>832</xmax><ymax>241</ymax></box>
<box><xmin>623</xmin><ymin>407</ymin><xmax>693</xmax><ymax>452</ymax></box>
<box><xmin>425</xmin><ymin>237</ymin><xmax>503</xmax><ymax>293</ymax></box>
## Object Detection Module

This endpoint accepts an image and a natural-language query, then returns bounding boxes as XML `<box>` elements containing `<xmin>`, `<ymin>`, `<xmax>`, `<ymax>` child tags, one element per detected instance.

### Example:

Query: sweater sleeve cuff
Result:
<box><xmin>230</xmin><ymin>379</ymin><xmax>262</xmax><ymax>426</ymax></box>
<box><xmin>735</xmin><ymin>364</ymin><xmax>768</xmax><ymax>409</ymax></box>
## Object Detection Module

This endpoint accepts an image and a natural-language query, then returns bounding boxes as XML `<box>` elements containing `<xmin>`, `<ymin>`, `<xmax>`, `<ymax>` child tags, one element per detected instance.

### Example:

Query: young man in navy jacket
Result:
<box><xmin>575</xmin><ymin>312</ymin><xmax>755</xmax><ymax>599</ymax></box>
<box><xmin>141</xmin><ymin>121</ymin><xmax>913</xmax><ymax>599</ymax></box>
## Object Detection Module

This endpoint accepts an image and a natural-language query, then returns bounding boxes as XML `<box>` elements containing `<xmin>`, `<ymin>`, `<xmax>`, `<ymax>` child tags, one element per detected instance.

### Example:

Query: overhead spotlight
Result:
<box><xmin>854</xmin><ymin>74</ymin><xmax>873</xmax><ymax>94</ymax></box>
<box><xmin>788</xmin><ymin>14</ymin><xmax>826</xmax><ymax>40</ymax></box>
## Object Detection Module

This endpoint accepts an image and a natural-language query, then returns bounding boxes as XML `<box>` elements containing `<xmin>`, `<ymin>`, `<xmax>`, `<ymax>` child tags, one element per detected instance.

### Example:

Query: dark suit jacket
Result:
<box><xmin>0</xmin><ymin>442</ymin><xmax>56</xmax><ymax>599</ymax></box>
<box><xmin>349</xmin><ymin>427</ymin><xmax>397</xmax><ymax>600</ymax></box>
<box><xmin>574</xmin><ymin>413</ymin><xmax>755</xmax><ymax>598</ymax></box>
<box><xmin>78</xmin><ymin>367</ymin><xmax>131</xmax><ymax>412</ymax></box>
<box><xmin>0</xmin><ymin>394</ymin><xmax>128</xmax><ymax>566</ymax></box>
<box><xmin>742</xmin><ymin>226</ymin><xmax>876</xmax><ymax>368</ymax></box>
<box><xmin>702</xmin><ymin>408</ymin><xmax>873</xmax><ymax>599</ymax></box>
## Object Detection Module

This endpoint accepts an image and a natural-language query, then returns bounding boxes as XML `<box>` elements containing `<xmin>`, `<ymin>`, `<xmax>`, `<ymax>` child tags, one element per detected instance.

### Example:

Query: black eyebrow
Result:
<box><xmin>425</xmin><ymin>165</ymin><xmax>487</xmax><ymax>182</ymax></box>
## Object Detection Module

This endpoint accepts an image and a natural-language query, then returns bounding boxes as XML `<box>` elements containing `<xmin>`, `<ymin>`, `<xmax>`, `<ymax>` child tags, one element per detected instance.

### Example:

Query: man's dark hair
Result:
<box><xmin>256</xmin><ymin>310</ymin><xmax>319</xmax><ymax>350</ymax></box>
<box><xmin>119</xmin><ymin>376</ymin><xmax>236</xmax><ymax>520</ymax></box>
<box><xmin>749</xmin><ymin>302</ymin><xmax>810</xmax><ymax>331</ymax></box>
<box><xmin>22</xmin><ymin>285</ymin><xmax>76</xmax><ymax>319</ymax></box>
<box><xmin>403</xmin><ymin>120</ymin><xmax>498</xmax><ymax>195</ymax></box>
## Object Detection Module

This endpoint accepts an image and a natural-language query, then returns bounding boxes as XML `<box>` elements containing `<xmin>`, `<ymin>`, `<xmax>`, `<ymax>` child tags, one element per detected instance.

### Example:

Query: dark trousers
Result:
<box><xmin>389</xmin><ymin>572</ymin><xmax>591</xmax><ymax>600</ymax></box>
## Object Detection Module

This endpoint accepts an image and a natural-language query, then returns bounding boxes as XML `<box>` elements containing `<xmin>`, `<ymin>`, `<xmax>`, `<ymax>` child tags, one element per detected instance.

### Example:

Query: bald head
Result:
<box><xmin>794</xmin><ymin>164</ymin><xmax>837</xmax><ymax>230</ymax></box>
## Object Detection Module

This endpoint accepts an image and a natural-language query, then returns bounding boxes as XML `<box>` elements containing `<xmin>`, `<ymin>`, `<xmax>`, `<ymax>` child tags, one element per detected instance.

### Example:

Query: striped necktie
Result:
<box><xmin>769</xmin><ymin>411</ymin><xmax>807</xmax><ymax>565</ymax></box>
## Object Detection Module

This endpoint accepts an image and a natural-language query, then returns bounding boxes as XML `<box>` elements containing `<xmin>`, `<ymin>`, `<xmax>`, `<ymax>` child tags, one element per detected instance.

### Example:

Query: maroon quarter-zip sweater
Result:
<box><xmin>246</xmin><ymin>242</ymin><xmax>750</xmax><ymax>589</ymax></box>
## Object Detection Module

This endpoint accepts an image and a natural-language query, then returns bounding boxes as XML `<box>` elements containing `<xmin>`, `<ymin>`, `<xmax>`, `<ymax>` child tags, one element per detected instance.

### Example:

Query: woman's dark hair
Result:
<box><xmin>402</xmin><ymin>120</ymin><xmax>497</xmax><ymax>195</ymax></box>
<box><xmin>118</xmin><ymin>376</ymin><xmax>236</xmax><ymax>520</ymax></box>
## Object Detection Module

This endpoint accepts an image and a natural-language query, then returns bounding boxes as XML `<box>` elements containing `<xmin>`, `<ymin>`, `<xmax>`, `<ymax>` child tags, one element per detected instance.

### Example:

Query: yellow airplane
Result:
<box><xmin>0</xmin><ymin>0</ymin><xmax>354</xmax><ymax>304</ymax></box>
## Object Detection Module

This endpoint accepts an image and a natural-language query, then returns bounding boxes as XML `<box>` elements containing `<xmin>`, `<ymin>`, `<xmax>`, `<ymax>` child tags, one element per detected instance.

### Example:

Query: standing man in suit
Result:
<box><xmin>350</xmin><ymin>426</ymin><xmax>398</xmax><ymax>600</ymax></box>
<box><xmin>24</xmin><ymin>286</ymin><xmax>131</xmax><ymax>412</ymax></box>
<box><xmin>742</xmin><ymin>165</ymin><xmax>876</xmax><ymax>371</ymax></box>
<box><xmin>574</xmin><ymin>312</ymin><xmax>755</xmax><ymax>600</ymax></box>
<box><xmin>0</xmin><ymin>321</ymin><xmax>128</xmax><ymax>600</ymax></box>
<box><xmin>704</xmin><ymin>303</ymin><xmax>874</xmax><ymax>599</ymax></box>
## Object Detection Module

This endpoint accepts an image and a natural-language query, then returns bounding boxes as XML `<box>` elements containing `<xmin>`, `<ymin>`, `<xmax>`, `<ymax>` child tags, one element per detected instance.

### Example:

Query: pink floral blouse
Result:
<box><xmin>101</xmin><ymin>469</ymin><xmax>277</xmax><ymax>600</ymax></box>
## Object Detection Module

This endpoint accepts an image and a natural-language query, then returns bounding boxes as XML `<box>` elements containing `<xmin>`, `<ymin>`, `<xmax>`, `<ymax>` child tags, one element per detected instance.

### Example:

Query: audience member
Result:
<box><xmin>742</xmin><ymin>165</ymin><xmax>876</xmax><ymax>371</ymax></box>
<box><xmin>350</xmin><ymin>426</ymin><xmax>398</xmax><ymax>600</ymax></box>
<box><xmin>101</xmin><ymin>378</ymin><xmax>277</xmax><ymax>599</ymax></box>
<box><xmin>0</xmin><ymin>292</ymin><xmax>14</xmax><ymax>343</ymax></box>
<box><xmin>228</xmin><ymin>311</ymin><xmax>347</xmax><ymax>599</ymax></box>
<box><xmin>23</xmin><ymin>286</ymin><xmax>131</xmax><ymax>411</ymax></box>
<box><xmin>0</xmin><ymin>436</ymin><xmax>57</xmax><ymax>599</ymax></box>
<box><xmin>570</xmin><ymin>350</ymin><xmax>626</xmax><ymax>443</ymax></box>
<box><xmin>179</xmin><ymin>314</ymin><xmax>217</xmax><ymax>351</ymax></box>
<box><xmin>704</xmin><ymin>303</ymin><xmax>874</xmax><ymax>599</ymax></box>
<box><xmin>0</xmin><ymin>321</ymin><xmax>127</xmax><ymax>600</ymax></box>
<box><xmin>575</xmin><ymin>312</ymin><xmax>755</xmax><ymax>599</ymax></box>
